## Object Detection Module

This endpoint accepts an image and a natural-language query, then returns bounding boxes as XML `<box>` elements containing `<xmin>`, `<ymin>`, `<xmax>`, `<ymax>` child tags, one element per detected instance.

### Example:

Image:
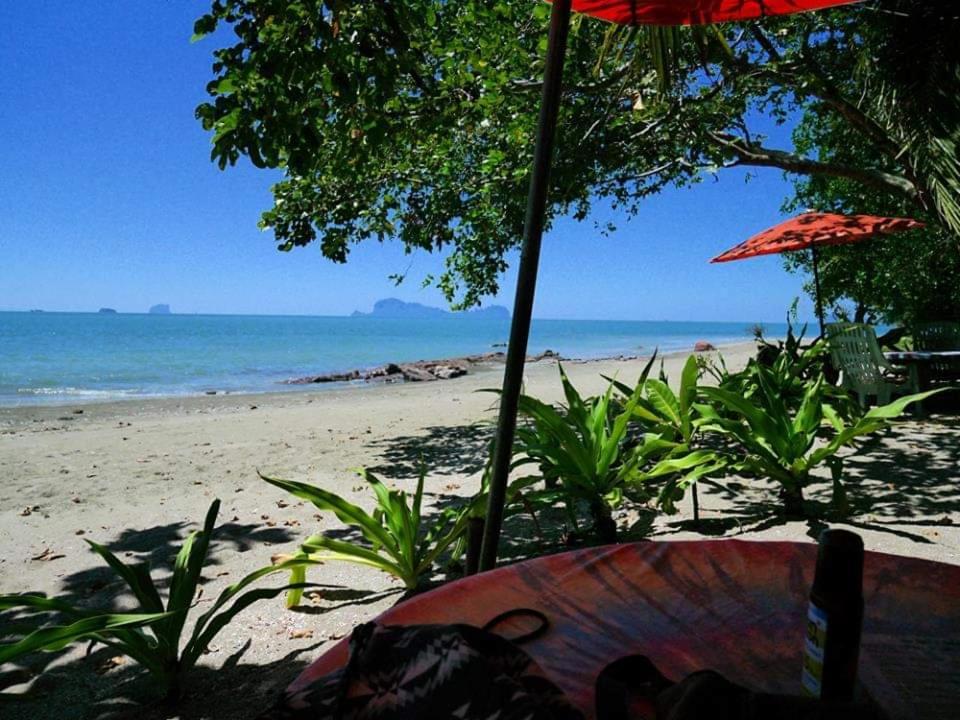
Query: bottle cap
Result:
<box><xmin>813</xmin><ymin>529</ymin><xmax>864</xmax><ymax>601</ymax></box>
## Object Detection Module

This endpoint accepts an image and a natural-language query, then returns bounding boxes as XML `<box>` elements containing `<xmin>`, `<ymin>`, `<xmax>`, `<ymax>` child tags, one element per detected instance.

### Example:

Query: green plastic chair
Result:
<box><xmin>914</xmin><ymin>321</ymin><xmax>960</xmax><ymax>380</ymax></box>
<box><xmin>825</xmin><ymin>323</ymin><xmax>918</xmax><ymax>406</ymax></box>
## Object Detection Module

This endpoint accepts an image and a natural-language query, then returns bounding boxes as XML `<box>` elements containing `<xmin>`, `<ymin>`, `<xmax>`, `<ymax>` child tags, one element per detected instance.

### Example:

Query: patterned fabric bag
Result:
<box><xmin>261</xmin><ymin>609</ymin><xmax>584</xmax><ymax>720</ymax></box>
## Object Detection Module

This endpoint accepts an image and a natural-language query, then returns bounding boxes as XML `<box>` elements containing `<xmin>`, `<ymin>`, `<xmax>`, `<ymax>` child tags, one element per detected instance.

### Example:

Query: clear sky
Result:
<box><xmin>0</xmin><ymin>3</ymin><xmax>816</xmax><ymax>323</ymax></box>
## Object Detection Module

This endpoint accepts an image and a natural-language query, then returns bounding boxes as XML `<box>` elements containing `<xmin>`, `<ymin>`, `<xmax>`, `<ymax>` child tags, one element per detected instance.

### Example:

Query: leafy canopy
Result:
<box><xmin>195</xmin><ymin>1</ymin><xmax>960</xmax><ymax>307</ymax></box>
<box><xmin>780</xmin><ymin>1</ymin><xmax>960</xmax><ymax>324</ymax></box>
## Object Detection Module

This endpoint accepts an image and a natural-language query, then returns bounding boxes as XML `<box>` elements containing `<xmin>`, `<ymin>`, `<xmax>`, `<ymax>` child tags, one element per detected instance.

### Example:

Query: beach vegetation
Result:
<box><xmin>262</xmin><ymin>469</ymin><xmax>470</xmax><ymax>601</ymax></box>
<box><xmin>512</xmin><ymin>366</ymin><xmax>646</xmax><ymax>543</ymax></box>
<box><xmin>0</xmin><ymin>500</ymin><xmax>316</xmax><ymax>702</ymax></box>
<box><xmin>515</xmin><ymin>342</ymin><xmax>941</xmax><ymax>529</ymax></box>
<box><xmin>194</xmin><ymin>1</ymin><xmax>959</xmax><ymax>309</ymax></box>
<box><xmin>699</xmin><ymin>370</ymin><xmax>940</xmax><ymax>516</ymax></box>
<box><xmin>723</xmin><ymin>329</ymin><xmax>862</xmax><ymax>423</ymax></box>
<box><xmin>619</xmin><ymin>355</ymin><xmax>728</xmax><ymax>522</ymax></box>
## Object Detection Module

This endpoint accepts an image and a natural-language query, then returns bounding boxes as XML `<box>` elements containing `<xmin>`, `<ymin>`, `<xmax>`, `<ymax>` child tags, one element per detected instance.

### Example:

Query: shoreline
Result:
<box><xmin>0</xmin><ymin>338</ymin><xmax>755</xmax><ymax>415</ymax></box>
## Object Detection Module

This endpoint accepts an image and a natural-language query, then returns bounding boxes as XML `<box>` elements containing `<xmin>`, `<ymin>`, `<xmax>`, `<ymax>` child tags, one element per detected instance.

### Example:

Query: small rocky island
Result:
<box><xmin>351</xmin><ymin>298</ymin><xmax>509</xmax><ymax>320</ymax></box>
<box><xmin>149</xmin><ymin>304</ymin><xmax>171</xmax><ymax>315</ymax></box>
<box><xmin>98</xmin><ymin>307</ymin><xmax>118</xmax><ymax>314</ymax></box>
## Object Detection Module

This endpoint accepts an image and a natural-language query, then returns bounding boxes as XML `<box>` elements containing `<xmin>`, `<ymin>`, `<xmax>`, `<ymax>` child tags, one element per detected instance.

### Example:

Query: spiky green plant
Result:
<box><xmin>262</xmin><ymin>469</ymin><xmax>469</xmax><ymax>604</ymax></box>
<box><xmin>513</xmin><ymin>365</ymin><xmax>642</xmax><ymax>543</ymax></box>
<box><xmin>0</xmin><ymin>500</ymin><xmax>315</xmax><ymax>701</ymax></box>
<box><xmin>699</xmin><ymin>368</ymin><xmax>942</xmax><ymax>516</ymax></box>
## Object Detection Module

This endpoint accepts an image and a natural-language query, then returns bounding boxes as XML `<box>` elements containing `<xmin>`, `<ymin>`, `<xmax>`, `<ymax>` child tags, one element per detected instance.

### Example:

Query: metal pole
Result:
<box><xmin>478</xmin><ymin>0</ymin><xmax>572</xmax><ymax>572</ymax></box>
<box><xmin>811</xmin><ymin>245</ymin><xmax>826</xmax><ymax>337</ymax></box>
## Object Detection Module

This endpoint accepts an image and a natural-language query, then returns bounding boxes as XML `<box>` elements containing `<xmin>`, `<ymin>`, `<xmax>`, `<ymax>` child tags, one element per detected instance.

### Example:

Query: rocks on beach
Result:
<box><xmin>694</xmin><ymin>341</ymin><xmax>717</xmax><ymax>352</ymax></box>
<box><xmin>284</xmin><ymin>349</ymin><xmax>562</xmax><ymax>386</ymax></box>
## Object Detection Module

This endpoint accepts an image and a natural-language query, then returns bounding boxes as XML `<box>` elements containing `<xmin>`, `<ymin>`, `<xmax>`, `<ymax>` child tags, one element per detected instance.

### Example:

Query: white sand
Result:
<box><xmin>1</xmin><ymin>342</ymin><xmax>957</xmax><ymax>719</ymax></box>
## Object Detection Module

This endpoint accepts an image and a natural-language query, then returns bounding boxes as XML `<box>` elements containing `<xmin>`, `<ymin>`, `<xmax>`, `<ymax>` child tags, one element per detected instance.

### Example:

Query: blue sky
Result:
<box><xmin>0</xmin><ymin>3</ymin><xmax>815</xmax><ymax>322</ymax></box>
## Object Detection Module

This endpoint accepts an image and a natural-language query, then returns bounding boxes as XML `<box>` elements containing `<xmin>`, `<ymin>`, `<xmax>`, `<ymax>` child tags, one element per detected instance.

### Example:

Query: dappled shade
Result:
<box><xmin>711</xmin><ymin>212</ymin><xmax>925</xmax><ymax>263</ymax></box>
<box><xmin>285</xmin><ymin>541</ymin><xmax>960</xmax><ymax>718</ymax></box>
<box><xmin>554</xmin><ymin>0</ymin><xmax>861</xmax><ymax>25</ymax></box>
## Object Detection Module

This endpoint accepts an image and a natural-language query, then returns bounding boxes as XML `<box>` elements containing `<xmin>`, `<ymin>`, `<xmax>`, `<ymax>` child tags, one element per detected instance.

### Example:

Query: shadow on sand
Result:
<box><xmin>653</xmin><ymin>417</ymin><xmax>960</xmax><ymax>543</ymax></box>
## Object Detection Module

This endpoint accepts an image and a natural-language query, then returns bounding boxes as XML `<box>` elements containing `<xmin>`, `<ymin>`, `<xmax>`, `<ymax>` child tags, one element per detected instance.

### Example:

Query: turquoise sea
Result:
<box><xmin>0</xmin><ymin>312</ymin><xmax>786</xmax><ymax>407</ymax></box>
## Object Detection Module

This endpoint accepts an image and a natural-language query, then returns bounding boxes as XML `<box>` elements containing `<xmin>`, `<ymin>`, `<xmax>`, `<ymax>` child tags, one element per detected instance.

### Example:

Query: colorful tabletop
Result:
<box><xmin>287</xmin><ymin>540</ymin><xmax>960</xmax><ymax>719</ymax></box>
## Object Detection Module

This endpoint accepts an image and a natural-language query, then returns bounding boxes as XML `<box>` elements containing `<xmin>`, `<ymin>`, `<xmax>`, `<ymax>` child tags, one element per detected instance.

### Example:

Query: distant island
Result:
<box><xmin>149</xmin><ymin>304</ymin><xmax>171</xmax><ymax>315</ymax></box>
<box><xmin>98</xmin><ymin>307</ymin><xmax>117</xmax><ymax>314</ymax></box>
<box><xmin>351</xmin><ymin>298</ymin><xmax>509</xmax><ymax>320</ymax></box>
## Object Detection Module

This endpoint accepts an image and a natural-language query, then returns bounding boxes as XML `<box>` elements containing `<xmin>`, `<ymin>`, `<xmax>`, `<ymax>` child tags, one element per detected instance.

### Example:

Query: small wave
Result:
<box><xmin>17</xmin><ymin>387</ymin><xmax>145</xmax><ymax>398</ymax></box>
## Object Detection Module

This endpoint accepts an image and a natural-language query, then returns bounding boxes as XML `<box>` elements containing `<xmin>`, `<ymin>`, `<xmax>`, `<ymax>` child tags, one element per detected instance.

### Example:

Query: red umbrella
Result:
<box><xmin>481</xmin><ymin>0</ymin><xmax>864</xmax><ymax>571</ymax></box>
<box><xmin>710</xmin><ymin>212</ymin><xmax>925</xmax><ymax>334</ymax></box>
<box><xmin>559</xmin><ymin>0</ymin><xmax>860</xmax><ymax>25</ymax></box>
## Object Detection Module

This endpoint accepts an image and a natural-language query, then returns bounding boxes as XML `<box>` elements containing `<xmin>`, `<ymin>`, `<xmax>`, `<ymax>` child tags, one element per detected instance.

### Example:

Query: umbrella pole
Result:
<box><xmin>478</xmin><ymin>0</ymin><xmax>572</xmax><ymax>573</ymax></box>
<box><xmin>811</xmin><ymin>245</ymin><xmax>826</xmax><ymax>337</ymax></box>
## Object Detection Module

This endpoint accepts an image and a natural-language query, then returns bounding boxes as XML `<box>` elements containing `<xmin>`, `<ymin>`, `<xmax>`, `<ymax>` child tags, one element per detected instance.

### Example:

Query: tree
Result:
<box><xmin>782</xmin><ymin>126</ymin><xmax>960</xmax><ymax>325</ymax></box>
<box><xmin>194</xmin><ymin>1</ymin><xmax>960</xmax><ymax>307</ymax></box>
<box><xmin>781</xmin><ymin>2</ymin><xmax>960</xmax><ymax>324</ymax></box>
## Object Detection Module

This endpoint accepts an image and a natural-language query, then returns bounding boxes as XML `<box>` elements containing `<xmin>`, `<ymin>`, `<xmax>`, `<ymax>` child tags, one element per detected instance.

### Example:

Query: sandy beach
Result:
<box><xmin>1</xmin><ymin>342</ymin><xmax>958</xmax><ymax>719</ymax></box>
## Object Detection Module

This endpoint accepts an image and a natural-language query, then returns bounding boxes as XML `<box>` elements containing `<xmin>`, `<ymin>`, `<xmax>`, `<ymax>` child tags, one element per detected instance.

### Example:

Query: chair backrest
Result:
<box><xmin>914</xmin><ymin>321</ymin><xmax>960</xmax><ymax>375</ymax></box>
<box><xmin>825</xmin><ymin>323</ymin><xmax>887</xmax><ymax>386</ymax></box>
<box><xmin>914</xmin><ymin>322</ymin><xmax>960</xmax><ymax>350</ymax></box>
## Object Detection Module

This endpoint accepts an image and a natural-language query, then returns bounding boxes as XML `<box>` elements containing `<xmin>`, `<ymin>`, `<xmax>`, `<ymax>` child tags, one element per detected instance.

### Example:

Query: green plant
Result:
<box><xmin>262</xmin><ymin>469</ymin><xmax>469</xmax><ymax>602</ymax></box>
<box><xmin>623</xmin><ymin>356</ymin><xmax>728</xmax><ymax>521</ymax></box>
<box><xmin>720</xmin><ymin>320</ymin><xmax>861</xmax><ymax>423</ymax></box>
<box><xmin>0</xmin><ymin>500</ymin><xmax>314</xmax><ymax>701</ymax></box>
<box><xmin>196</xmin><ymin>3</ymin><xmax>959</xmax><ymax>309</ymax></box>
<box><xmin>513</xmin><ymin>366</ymin><xmax>641</xmax><ymax>543</ymax></box>
<box><xmin>699</xmin><ymin>368</ymin><xmax>940</xmax><ymax>516</ymax></box>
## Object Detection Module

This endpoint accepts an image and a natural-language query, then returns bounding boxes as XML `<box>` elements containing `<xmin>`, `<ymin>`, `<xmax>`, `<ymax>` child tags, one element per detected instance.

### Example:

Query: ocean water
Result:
<box><xmin>0</xmin><ymin>312</ymin><xmax>785</xmax><ymax>407</ymax></box>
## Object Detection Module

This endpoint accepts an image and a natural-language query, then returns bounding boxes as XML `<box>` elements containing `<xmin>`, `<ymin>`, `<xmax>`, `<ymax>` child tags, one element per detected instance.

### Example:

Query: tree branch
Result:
<box><xmin>710</xmin><ymin>133</ymin><xmax>920</xmax><ymax>201</ymax></box>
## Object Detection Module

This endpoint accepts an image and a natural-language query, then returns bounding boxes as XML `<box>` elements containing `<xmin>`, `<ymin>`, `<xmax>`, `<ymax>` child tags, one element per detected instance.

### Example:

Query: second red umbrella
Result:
<box><xmin>711</xmin><ymin>212</ymin><xmax>925</xmax><ymax>335</ymax></box>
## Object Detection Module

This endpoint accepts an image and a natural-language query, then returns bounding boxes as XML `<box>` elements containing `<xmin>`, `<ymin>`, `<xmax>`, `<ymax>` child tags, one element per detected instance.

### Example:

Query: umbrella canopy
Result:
<box><xmin>553</xmin><ymin>0</ymin><xmax>862</xmax><ymax>25</ymax></box>
<box><xmin>710</xmin><ymin>212</ymin><xmax>924</xmax><ymax>335</ymax></box>
<box><xmin>710</xmin><ymin>212</ymin><xmax>925</xmax><ymax>264</ymax></box>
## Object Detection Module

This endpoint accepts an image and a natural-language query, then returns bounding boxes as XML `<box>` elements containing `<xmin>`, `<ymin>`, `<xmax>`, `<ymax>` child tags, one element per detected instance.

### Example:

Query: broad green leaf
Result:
<box><xmin>261</xmin><ymin>474</ymin><xmax>394</xmax><ymax>549</ymax></box>
<box><xmin>183</xmin><ymin>582</ymin><xmax>315</xmax><ymax>670</ymax></box>
<box><xmin>0</xmin><ymin>612</ymin><xmax>169</xmax><ymax>664</ymax></box>
<box><xmin>84</xmin><ymin>541</ymin><xmax>164</xmax><ymax>615</ymax></box>
<box><xmin>644</xmin><ymin>379</ymin><xmax>681</xmax><ymax>428</ymax></box>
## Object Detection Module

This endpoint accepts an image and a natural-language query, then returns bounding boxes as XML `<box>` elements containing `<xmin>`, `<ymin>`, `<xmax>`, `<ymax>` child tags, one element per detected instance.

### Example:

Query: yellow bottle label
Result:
<box><xmin>802</xmin><ymin>601</ymin><xmax>828</xmax><ymax>697</ymax></box>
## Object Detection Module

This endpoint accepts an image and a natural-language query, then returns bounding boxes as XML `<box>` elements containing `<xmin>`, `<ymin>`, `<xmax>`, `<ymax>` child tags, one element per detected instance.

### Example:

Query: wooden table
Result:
<box><xmin>281</xmin><ymin>541</ymin><xmax>960</xmax><ymax>719</ymax></box>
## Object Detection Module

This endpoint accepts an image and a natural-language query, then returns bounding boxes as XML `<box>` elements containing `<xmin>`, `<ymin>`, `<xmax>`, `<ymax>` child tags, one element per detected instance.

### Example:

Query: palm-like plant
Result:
<box><xmin>262</xmin><ymin>469</ymin><xmax>469</xmax><ymax>604</ymax></box>
<box><xmin>623</xmin><ymin>355</ymin><xmax>727</xmax><ymax>521</ymax></box>
<box><xmin>700</xmin><ymin>366</ymin><xmax>940</xmax><ymax>516</ymax></box>
<box><xmin>513</xmin><ymin>366</ymin><xmax>641</xmax><ymax>543</ymax></box>
<box><xmin>0</xmin><ymin>500</ymin><xmax>314</xmax><ymax>701</ymax></box>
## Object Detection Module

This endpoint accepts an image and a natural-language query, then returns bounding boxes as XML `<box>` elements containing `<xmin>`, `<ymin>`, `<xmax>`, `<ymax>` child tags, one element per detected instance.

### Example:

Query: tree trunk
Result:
<box><xmin>854</xmin><ymin>302</ymin><xmax>867</xmax><ymax>323</ymax></box>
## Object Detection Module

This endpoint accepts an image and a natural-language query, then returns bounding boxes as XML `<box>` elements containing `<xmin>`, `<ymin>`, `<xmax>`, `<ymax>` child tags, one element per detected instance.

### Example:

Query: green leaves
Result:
<box><xmin>621</xmin><ymin>355</ymin><xmax>727</xmax><ymax>518</ymax></box>
<box><xmin>702</xmin><ymin>359</ymin><xmax>943</xmax><ymax>515</ymax></box>
<box><xmin>195</xmin><ymin>1</ymin><xmax>948</xmax><ymax>309</ymax></box>
<box><xmin>0</xmin><ymin>609</ymin><xmax>170</xmax><ymax>664</ymax></box>
<box><xmin>513</xmin><ymin>365</ymin><xmax>642</xmax><ymax>541</ymax></box>
<box><xmin>0</xmin><ymin>500</ymin><xmax>316</xmax><ymax>701</ymax></box>
<box><xmin>261</xmin><ymin>468</ymin><xmax>469</xmax><ymax>592</ymax></box>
